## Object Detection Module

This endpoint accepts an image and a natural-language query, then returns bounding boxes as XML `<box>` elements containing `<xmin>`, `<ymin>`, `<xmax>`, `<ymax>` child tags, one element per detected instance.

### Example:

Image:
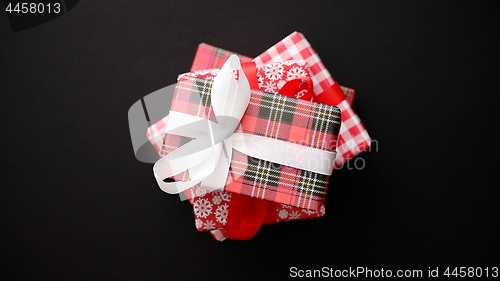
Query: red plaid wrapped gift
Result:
<box><xmin>157</xmin><ymin>70</ymin><xmax>341</xmax><ymax>210</ymax></box>
<box><xmin>190</xmin><ymin>42</ymin><xmax>356</xmax><ymax>106</ymax></box>
<box><xmin>148</xmin><ymin>59</ymin><xmax>329</xmax><ymax>240</ymax></box>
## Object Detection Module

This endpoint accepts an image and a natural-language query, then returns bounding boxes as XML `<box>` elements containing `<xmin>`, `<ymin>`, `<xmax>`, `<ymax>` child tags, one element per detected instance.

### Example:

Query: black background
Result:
<box><xmin>1</xmin><ymin>1</ymin><xmax>499</xmax><ymax>280</ymax></box>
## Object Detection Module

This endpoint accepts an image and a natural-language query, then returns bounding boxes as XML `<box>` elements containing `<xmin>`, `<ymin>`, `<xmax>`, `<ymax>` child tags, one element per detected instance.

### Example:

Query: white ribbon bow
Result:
<box><xmin>153</xmin><ymin>55</ymin><xmax>336</xmax><ymax>194</ymax></box>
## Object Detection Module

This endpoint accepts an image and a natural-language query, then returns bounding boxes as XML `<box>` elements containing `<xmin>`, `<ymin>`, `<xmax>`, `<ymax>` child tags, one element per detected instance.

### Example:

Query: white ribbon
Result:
<box><xmin>153</xmin><ymin>55</ymin><xmax>336</xmax><ymax>194</ymax></box>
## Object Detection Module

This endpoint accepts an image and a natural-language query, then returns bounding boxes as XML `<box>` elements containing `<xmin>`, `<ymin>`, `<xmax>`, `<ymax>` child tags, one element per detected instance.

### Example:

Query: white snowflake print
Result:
<box><xmin>203</xmin><ymin>220</ymin><xmax>216</xmax><ymax>230</ymax></box>
<box><xmin>220</xmin><ymin>192</ymin><xmax>231</xmax><ymax>202</ymax></box>
<box><xmin>278</xmin><ymin>209</ymin><xmax>288</xmax><ymax>219</ymax></box>
<box><xmin>277</xmin><ymin>80</ymin><xmax>286</xmax><ymax>90</ymax></box>
<box><xmin>215</xmin><ymin>204</ymin><xmax>229</xmax><ymax>225</ymax></box>
<box><xmin>195</xmin><ymin>187</ymin><xmax>207</xmax><ymax>198</ymax></box>
<box><xmin>212</xmin><ymin>195</ymin><xmax>222</xmax><ymax>205</ymax></box>
<box><xmin>286</xmin><ymin>66</ymin><xmax>307</xmax><ymax>81</ymax></box>
<box><xmin>263</xmin><ymin>62</ymin><xmax>284</xmax><ymax>81</ymax></box>
<box><xmin>320</xmin><ymin>205</ymin><xmax>325</xmax><ymax>216</ymax></box>
<box><xmin>288</xmin><ymin>210</ymin><xmax>301</xmax><ymax>220</ymax></box>
<box><xmin>257</xmin><ymin>73</ymin><xmax>264</xmax><ymax>88</ymax></box>
<box><xmin>193</xmin><ymin>198</ymin><xmax>213</xmax><ymax>218</ymax></box>
<box><xmin>263</xmin><ymin>81</ymin><xmax>277</xmax><ymax>93</ymax></box>
<box><xmin>280</xmin><ymin>204</ymin><xmax>292</xmax><ymax>209</ymax></box>
<box><xmin>302</xmin><ymin>208</ymin><xmax>317</xmax><ymax>215</ymax></box>
<box><xmin>180</xmin><ymin>72</ymin><xmax>196</xmax><ymax>79</ymax></box>
<box><xmin>296</xmin><ymin>60</ymin><xmax>306</xmax><ymax>66</ymax></box>
<box><xmin>296</xmin><ymin>89</ymin><xmax>308</xmax><ymax>99</ymax></box>
<box><xmin>195</xmin><ymin>219</ymin><xmax>203</xmax><ymax>229</ymax></box>
<box><xmin>194</xmin><ymin>69</ymin><xmax>211</xmax><ymax>75</ymax></box>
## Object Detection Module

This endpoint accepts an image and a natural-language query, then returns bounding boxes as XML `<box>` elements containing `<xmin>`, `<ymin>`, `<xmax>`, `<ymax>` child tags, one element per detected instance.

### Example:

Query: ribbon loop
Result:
<box><xmin>154</xmin><ymin>55</ymin><xmax>251</xmax><ymax>194</ymax></box>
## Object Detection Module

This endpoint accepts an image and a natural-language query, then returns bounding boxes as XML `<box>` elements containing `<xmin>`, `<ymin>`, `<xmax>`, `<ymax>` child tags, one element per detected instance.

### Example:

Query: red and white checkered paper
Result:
<box><xmin>254</xmin><ymin>32</ymin><xmax>371</xmax><ymax>168</ymax></box>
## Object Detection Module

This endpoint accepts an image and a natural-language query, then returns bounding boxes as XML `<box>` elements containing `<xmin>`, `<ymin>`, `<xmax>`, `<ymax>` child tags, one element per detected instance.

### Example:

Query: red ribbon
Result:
<box><xmin>312</xmin><ymin>80</ymin><xmax>346</xmax><ymax>106</ymax></box>
<box><xmin>241</xmin><ymin>62</ymin><xmax>259</xmax><ymax>90</ymax></box>
<box><xmin>278</xmin><ymin>77</ymin><xmax>314</xmax><ymax>101</ymax></box>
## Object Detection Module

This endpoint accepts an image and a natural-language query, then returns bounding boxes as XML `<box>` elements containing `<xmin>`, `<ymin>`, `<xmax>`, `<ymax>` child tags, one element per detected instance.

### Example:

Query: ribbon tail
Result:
<box><xmin>226</xmin><ymin>194</ymin><xmax>268</xmax><ymax>240</ymax></box>
<box><xmin>262</xmin><ymin>201</ymin><xmax>277</xmax><ymax>225</ymax></box>
<box><xmin>154</xmin><ymin>177</ymin><xmax>203</xmax><ymax>194</ymax></box>
<box><xmin>153</xmin><ymin>159</ymin><xmax>204</xmax><ymax>194</ymax></box>
<box><xmin>153</xmin><ymin>138</ymin><xmax>221</xmax><ymax>194</ymax></box>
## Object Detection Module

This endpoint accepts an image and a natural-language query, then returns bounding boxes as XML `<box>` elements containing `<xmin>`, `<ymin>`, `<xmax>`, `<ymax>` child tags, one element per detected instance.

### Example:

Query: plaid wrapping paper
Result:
<box><xmin>190</xmin><ymin>42</ymin><xmax>355</xmax><ymax>105</ymax></box>
<box><xmin>161</xmin><ymin>76</ymin><xmax>341</xmax><ymax>211</ymax></box>
<box><xmin>254</xmin><ymin>32</ymin><xmax>371</xmax><ymax>168</ymax></box>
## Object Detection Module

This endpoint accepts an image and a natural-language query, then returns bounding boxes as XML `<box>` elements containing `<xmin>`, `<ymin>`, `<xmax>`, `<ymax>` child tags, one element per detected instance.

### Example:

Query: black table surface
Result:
<box><xmin>1</xmin><ymin>1</ymin><xmax>499</xmax><ymax>280</ymax></box>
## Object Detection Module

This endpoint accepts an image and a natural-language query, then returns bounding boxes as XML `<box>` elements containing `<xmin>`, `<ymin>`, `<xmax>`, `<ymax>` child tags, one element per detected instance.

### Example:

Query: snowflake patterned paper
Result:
<box><xmin>189</xmin><ymin>186</ymin><xmax>324</xmax><ymax>232</ymax></box>
<box><xmin>178</xmin><ymin>59</ymin><xmax>311</xmax><ymax>100</ymax></box>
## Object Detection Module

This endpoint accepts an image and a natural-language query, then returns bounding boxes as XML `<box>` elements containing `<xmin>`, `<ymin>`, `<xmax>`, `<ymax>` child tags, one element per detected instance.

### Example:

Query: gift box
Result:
<box><xmin>148</xmin><ymin>59</ymin><xmax>330</xmax><ymax>240</ymax></box>
<box><xmin>144</xmin><ymin>32</ymin><xmax>372</xmax><ymax>240</ymax></box>
<box><xmin>155</xmin><ymin>60</ymin><xmax>341</xmax><ymax>211</ymax></box>
<box><xmin>190</xmin><ymin>42</ymin><xmax>356</xmax><ymax>106</ymax></box>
